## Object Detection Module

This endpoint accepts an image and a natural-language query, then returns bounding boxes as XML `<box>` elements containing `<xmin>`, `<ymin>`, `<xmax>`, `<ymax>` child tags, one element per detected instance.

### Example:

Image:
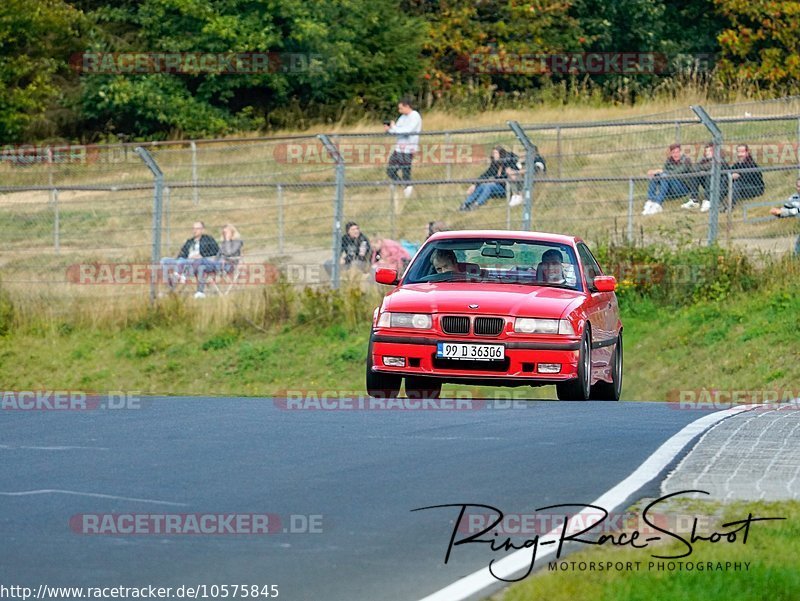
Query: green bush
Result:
<box><xmin>593</xmin><ymin>241</ymin><xmax>760</xmax><ymax>310</ymax></box>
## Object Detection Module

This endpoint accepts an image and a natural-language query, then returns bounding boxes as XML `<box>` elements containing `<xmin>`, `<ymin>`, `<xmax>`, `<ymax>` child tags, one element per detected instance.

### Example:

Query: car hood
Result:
<box><xmin>383</xmin><ymin>282</ymin><xmax>584</xmax><ymax>319</ymax></box>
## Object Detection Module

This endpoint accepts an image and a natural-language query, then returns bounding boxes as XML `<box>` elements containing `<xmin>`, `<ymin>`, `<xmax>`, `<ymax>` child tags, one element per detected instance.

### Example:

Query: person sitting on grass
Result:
<box><xmin>681</xmin><ymin>143</ymin><xmax>730</xmax><ymax>213</ymax></box>
<box><xmin>460</xmin><ymin>146</ymin><xmax>517</xmax><ymax>211</ymax></box>
<box><xmin>194</xmin><ymin>223</ymin><xmax>244</xmax><ymax>298</ymax></box>
<box><xmin>160</xmin><ymin>221</ymin><xmax>219</xmax><ymax>290</ymax></box>
<box><xmin>371</xmin><ymin>237</ymin><xmax>412</xmax><ymax>275</ymax></box>
<box><xmin>769</xmin><ymin>178</ymin><xmax>800</xmax><ymax>255</ymax></box>
<box><xmin>729</xmin><ymin>143</ymin><xmax>765</xmax><ymax>209</ymax></box>
<box><xmin>324</xmin><ymin>221</ymin><xmax>372</xmax><ymax>277</ymax></box>
<box><xmin>643</xmin><ymin>143</ymin><xmax>694</xmax><ymax>215</ymax></box>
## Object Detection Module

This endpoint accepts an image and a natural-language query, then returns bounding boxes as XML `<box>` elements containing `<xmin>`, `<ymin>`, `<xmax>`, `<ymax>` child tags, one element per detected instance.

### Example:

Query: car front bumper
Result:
<box><xmin>370</xmin><ymin>332</ymin><xmax>581</xmax><ymax>382</ymax></box>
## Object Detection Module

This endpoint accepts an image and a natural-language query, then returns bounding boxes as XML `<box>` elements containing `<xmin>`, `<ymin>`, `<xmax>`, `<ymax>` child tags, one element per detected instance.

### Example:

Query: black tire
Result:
<box><xmin>590</xmin><ymin>332</ymin><xmax>623</xmax><ymax>401</ymax></box>
<box><xmin>556</xmin><ymin>330</ymin><xmax>591</xmax><ymax>401</ymax></box>
<box><xmin>366</xmin><ymin>337</ymin><xmax>401</xmax><ymax>399</ymax></box>
<box><xmin>404</xmin><ymin>376</ymin><xmax>443</xmax><ymax>400</ymax></box>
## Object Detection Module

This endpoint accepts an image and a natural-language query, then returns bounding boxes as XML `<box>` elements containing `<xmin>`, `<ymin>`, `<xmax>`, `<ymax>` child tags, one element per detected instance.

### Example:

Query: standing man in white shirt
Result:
<box><xmin>385</xmin><ymin>96</ymin><xmax>422</xmax><ymax>198</ymax></box>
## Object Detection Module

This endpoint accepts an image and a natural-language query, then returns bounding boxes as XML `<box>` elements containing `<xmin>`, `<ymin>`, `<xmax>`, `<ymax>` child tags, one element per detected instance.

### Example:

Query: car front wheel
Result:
<box><xmin>556</xmin><ymin>330</ymin><xmax>591</xmax><ymax>401</ymax></box>
<box><xmin>590</xmin><ymin>332</ymin><xmax>622</xmax><ymax>401</ymax></box>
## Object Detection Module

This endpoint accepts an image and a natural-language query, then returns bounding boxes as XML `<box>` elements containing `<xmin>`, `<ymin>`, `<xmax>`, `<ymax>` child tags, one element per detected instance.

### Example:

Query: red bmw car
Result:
<box><xmin>366</xmin><ymin>230</ymin><xmax>622</xmax><ymax>401</ymax></box>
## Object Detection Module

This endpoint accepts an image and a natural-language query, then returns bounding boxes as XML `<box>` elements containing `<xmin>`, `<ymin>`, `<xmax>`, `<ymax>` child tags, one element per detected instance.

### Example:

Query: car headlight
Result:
<box><xmin>377</xmin><ymin>312</ymin><xmax>432</xmax><ymax>329</ymax></box>
<box><xmin>514</xmin><ymin>318</ymin><xmax>575</xmax><ymax>335</ymax></box>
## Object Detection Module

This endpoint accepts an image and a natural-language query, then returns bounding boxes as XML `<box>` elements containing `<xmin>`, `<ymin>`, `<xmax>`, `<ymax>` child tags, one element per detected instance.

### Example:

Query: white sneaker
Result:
<box><xmin>178</xmin><ymin>273</ymin><xmax>187</xmax><ymax>284</ymax></box>
<box><xmin>643</xmin><ymin>201</ymin><xmax>663</xmax><ymax>215</ymax></box>
<box><xmin>700</xmin><ymin>200</ymin><xmax>711</xmax><ymax>212</ymax></box>
<box><xmin>509</xmin><ymin>193</ymin><xmax>523</xmax><ymax>207</ymax></box>
<box><xmin>681</xmin><ymin>199</ymin><xmax>699</xmax><ymax>209</ymax></box>
<box><xmin>193</xmin><ymin>291</ymin><xmax>206</xmax><ymax>299</ymax></box>
<box><xmin>403</xmin><ymin>185</ymin><xmax>414</xmax><ymax>198</ymax></box>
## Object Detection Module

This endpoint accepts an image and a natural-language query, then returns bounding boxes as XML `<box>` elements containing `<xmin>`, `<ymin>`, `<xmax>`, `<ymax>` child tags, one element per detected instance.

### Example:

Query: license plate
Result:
<box><xmin>436</xmin><ymin>342</ymin><xmax>505</xmax><ymax>361</ymax></box>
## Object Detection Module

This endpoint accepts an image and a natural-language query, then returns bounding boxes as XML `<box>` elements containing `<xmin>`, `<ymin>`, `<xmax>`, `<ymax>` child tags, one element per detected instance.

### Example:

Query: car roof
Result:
<box><xmin>426</xmin><ymin>230</ymin><xmax>582</xmax><ymax>246</ymax></box>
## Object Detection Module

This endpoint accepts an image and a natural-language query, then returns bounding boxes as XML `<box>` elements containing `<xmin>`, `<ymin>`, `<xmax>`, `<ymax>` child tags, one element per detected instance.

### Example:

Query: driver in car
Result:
<box><xmin>431</xmin><ymin>249</ymin><xmax>458</xmax><ymax>274</ymax></box>
<box><xmin>539</xmin><ymin>248</ymin><xmax>567</xmax><ymax>284</ymax></box>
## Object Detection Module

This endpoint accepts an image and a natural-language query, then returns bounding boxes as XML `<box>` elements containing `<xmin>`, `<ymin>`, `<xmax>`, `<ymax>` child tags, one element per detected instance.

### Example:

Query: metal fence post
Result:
<box><xmin>277</xmin><ymin>184</ymin><xmax>285</xmax><ymax>255</ymax></box>
<box><xmin>627</xmin><ymin>178</ymin><xmax>634</xmax><ymax>244</ymax></box>
<box><xmin>318</xmin><ymin>134</ymin><xmax>345</xmax><ymax>289</ymax></box>
<box><xmin>443</xmin><ymin>132</ymin><xmax>452</xmax><ymax>204</ymax></box>
<box><xmin>390</xmin><ymin>185</ymin><xmax>397</xmax><ymax>240</ymax></box>
<box><xmin>556</xmin><ymin>126</ymin><xmax>562</xmax><ymax>179</ymax></box>
<box><xmin>691</xmin><ymin>106</ymin><xmax>723</xmax><ymax>246</ymax></box>
<box><xmin>191</xmin><ymin>141</ymin><xmax>199</xmax><ymax>205</ymax></box>
<box><xmin>507</xmin><ymin>121</ymin><xmax>536</xmax><ymax>230</ymax></box>
<box><xmin>135</xmin><ymin>147</ymin><xmax>164</xmax><ymax>304</ymax></box>
<box><xmin>51</xmin><ymin>188</ymin><xmax>60</xmax><ymax>255</ymax></box>
<box><xmin>164</xmin><ymin>185</ymin><xmax>171</xmax><ymax>256</ymax></box>
<box><xmin>726</xmin><ymin>172</ymin><xmax>734</xmax><ymax>244</ymax></box>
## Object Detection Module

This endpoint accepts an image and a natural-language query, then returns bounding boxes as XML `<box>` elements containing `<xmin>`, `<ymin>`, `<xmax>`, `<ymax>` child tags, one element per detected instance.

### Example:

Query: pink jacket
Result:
<box><xmin>372</xmin><ymin>239</ymin><xmax>411</xmax><ymax>272</ymax></box>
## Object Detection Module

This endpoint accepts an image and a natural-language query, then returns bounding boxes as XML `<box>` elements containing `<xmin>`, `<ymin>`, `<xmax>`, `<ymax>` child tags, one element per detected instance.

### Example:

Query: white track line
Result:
<box><xmin>416</xmin><ymin>404</ymin><xmax>755</xmax><ymax>601</ymax></box>
<box><xmin>0</xmin><ymin>489</ymin><xmax>188</xmax><ymax>506</ymax></box>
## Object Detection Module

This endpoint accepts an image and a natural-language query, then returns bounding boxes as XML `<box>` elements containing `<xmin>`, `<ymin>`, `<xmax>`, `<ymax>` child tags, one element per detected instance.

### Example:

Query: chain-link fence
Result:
<box><xmin>2</xmin><ymin>97</ymin><xmax>799</xmax><ymax>312</ymax></box>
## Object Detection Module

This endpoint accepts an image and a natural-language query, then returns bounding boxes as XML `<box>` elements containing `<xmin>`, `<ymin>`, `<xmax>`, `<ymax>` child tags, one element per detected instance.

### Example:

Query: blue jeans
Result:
<box><xmin>160</xmin><ymin>257</ymin><xmax>195</xmax><ymax>287</ymax></box>
<box><xmin>463</xmin><ymin>182</ymin><xmax>506</xmax><ymax>209</ymax></box>
<box><xmin>196</xmin><ymin>258</ymin><xmax>234</xmax><ymax>292</ymax></box>
<box><xmin>647</xmin><ymin>176</ymin><xmax>690</xmax><ymax>205</ymax></box>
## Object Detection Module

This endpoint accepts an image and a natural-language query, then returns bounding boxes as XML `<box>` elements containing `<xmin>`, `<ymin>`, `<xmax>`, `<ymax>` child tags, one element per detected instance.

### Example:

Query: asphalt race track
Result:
<box><xmin>0</xmin><ymin>398</ymin><xmax>725</xmax><ymax>600</ymax></box>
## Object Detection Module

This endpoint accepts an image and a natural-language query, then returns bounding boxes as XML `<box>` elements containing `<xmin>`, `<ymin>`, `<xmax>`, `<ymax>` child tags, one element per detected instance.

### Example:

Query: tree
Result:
<box><xmin>0</xmin><ymin>0</ymin><xmax>86</xmax><ymax>141</ymax></box>
<box><xmin>406</xmin><ymin>0</ymin><xmax>583</xmax><ymax>103</ymax></box>
<box><xmin>77</xmin><ymin>0</ymin><xmax>425</xmax><ymax>137</ymax></box>
<box><xmin>715</xmin><ymin>0</ymin><xmax>800</xmax><ymax>92</ymax></box>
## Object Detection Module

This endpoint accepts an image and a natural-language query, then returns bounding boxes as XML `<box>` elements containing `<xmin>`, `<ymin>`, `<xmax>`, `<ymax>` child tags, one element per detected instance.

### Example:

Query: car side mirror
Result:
<box><xmin>593</xmin><ymin>275</ymin><xmax>617</xmax><ymax>292</ymax></box>
<box><xmin>375</xmin><ymin>267</ymin><xmax>398</xmax><ymax>285</ymax></box>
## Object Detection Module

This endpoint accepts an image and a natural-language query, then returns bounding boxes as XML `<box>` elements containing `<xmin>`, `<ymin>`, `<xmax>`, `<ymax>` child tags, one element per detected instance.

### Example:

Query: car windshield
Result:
<box><xmin>403</xmin><ymin>238</ymin><xmax>582</xmax><ymax>290</ymax></box>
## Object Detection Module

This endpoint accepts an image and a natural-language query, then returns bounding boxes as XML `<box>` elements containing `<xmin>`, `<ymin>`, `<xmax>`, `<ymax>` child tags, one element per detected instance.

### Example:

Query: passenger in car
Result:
<box><xmin>537</xmin><ymin>249</ymin><xmax>567</xmax><ymax>284</ymax></box>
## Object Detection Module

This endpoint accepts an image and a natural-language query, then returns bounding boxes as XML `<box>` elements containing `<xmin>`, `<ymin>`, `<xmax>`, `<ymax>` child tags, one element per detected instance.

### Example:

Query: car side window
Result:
<box><xmin>577</xmin><ymin>244</ymin><xmax>602</xmax><ymax>290</ymax></box>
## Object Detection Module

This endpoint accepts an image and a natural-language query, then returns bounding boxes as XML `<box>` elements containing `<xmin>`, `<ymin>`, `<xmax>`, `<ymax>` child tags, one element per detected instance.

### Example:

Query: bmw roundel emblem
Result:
<box><xmin>468</xmin><ymin>304</ymin><xmax>479</xmax><ymax>309</ymax></box>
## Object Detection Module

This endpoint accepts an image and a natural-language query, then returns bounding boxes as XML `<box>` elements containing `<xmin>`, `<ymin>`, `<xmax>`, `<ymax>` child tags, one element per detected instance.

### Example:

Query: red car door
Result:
<box><xmin>577</xmin><ymin>243</ymin><xmax>615</xmax><ymax>374</ymax></box>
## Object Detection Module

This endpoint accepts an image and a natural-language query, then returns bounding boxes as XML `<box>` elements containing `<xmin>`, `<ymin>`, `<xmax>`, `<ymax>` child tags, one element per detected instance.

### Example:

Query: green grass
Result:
<box><xmin>0</xmin><ymin>277</ymin><xmax>798</xmax><ymax>401</ymax></box>
<box><xmin>496</xmin><ymin>499</ymin><xmax>800</xmax><ymax>601</ymax></box>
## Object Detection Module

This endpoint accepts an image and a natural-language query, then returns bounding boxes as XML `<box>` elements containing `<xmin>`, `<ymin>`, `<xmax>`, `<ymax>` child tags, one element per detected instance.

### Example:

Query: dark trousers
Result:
<box><xmin>691</xmin><ymin>175</ymin><xmax>728</xmax><ymax>201</ymax></box>
<box><xmin>387</xmin><ymin>151</ymin><xmax>414</xmax><ymax>182</ymax></box>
